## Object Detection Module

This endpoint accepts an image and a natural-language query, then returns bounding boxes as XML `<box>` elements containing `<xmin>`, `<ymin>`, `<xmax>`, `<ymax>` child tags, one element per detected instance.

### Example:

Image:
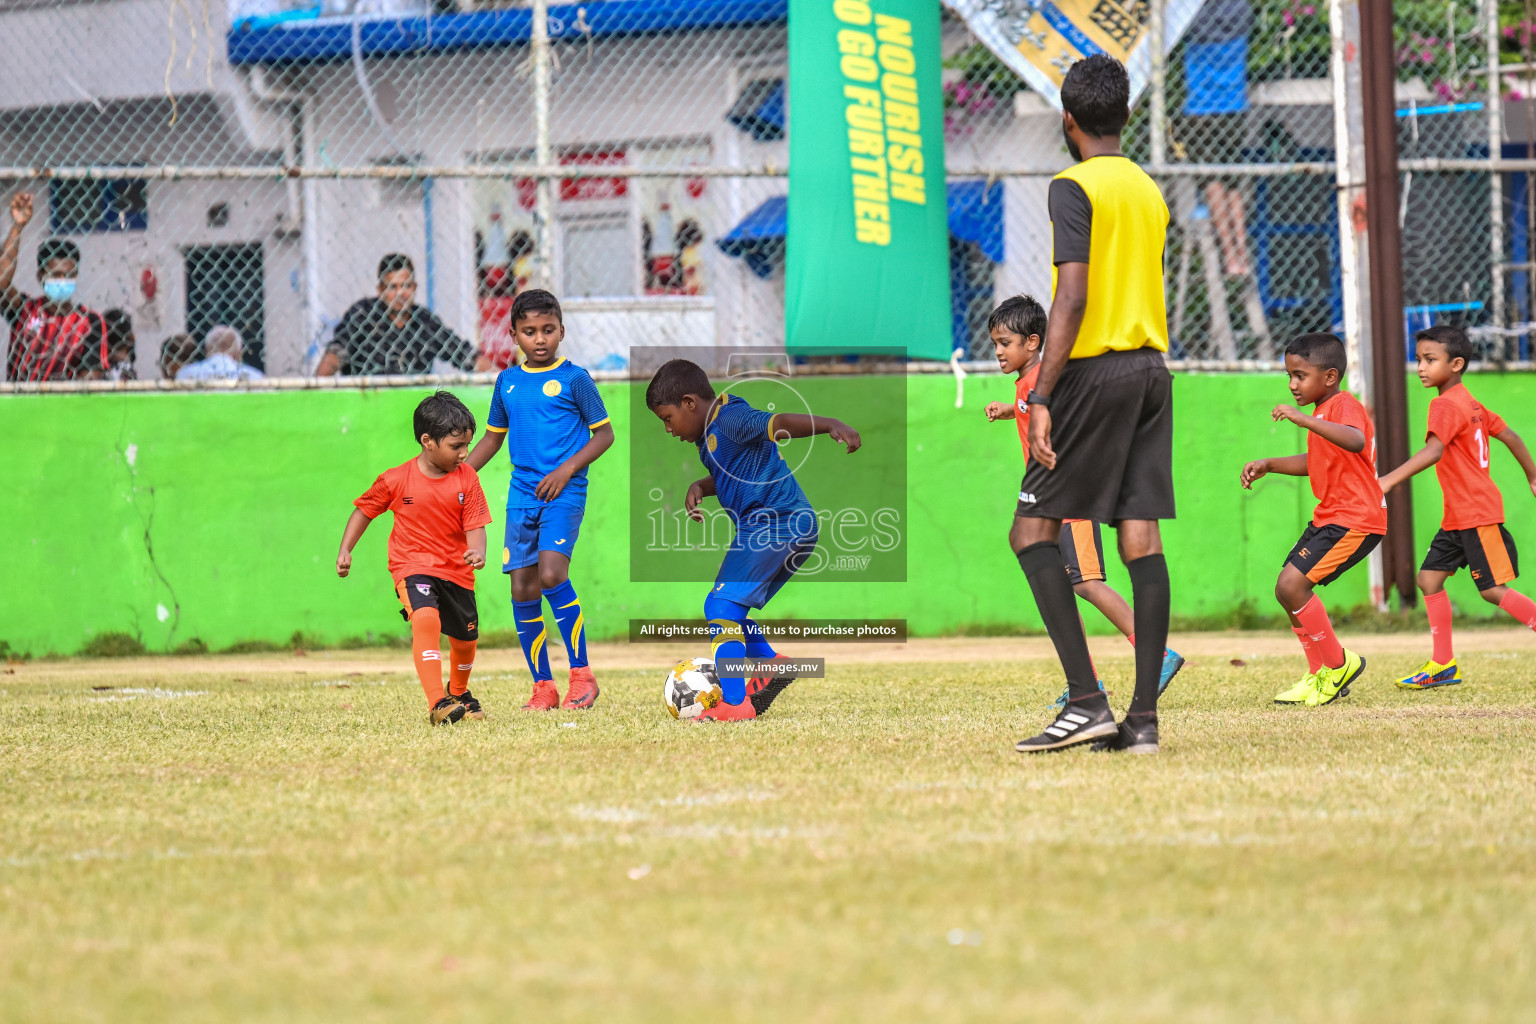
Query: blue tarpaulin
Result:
<box><xmin>946</xmin><ymin>180</ymin><xmax>1003</xmax><ymax>263</ymax></box>
<box><xmin>715</xmin><ymin>196</ymin><xmax>787</xmax><ymax>280</ymax></box>
<box><xmin>229</xmin><ymin>0</ymin><xmax>788</xmax><ymax>66</ymax></box>
<box><xmin>717</xmin><ymin>182</ymin><xmax>1003</xmax><ymax>278</ymax></box>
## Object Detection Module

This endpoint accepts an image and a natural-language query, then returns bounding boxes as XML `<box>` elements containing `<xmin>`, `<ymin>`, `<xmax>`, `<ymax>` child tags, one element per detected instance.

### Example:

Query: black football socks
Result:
<box><xmin>1017</xmin><ymin>541</ymin><xmax>1103</xmax><ymax>706</ymax></box>
<box><xmin>1126</xmin><ymin>553</ymin><xmax>1171</xmax><ymax>717</ymax></box>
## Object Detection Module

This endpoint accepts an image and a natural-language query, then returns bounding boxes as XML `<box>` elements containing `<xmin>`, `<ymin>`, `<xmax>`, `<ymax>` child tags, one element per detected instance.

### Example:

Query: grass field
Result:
<box><xmin>4</xmin><ymin>632</ymin><xmax>1536</xmax><ymax>1023</ymax></box>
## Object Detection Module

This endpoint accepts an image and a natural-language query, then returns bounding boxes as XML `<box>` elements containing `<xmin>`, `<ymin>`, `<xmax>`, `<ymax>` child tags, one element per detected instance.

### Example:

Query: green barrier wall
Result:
<box><xmin>5</xmin><ymin>373</ymin><xmax>1535</xmax><ymax>655</ymax></box>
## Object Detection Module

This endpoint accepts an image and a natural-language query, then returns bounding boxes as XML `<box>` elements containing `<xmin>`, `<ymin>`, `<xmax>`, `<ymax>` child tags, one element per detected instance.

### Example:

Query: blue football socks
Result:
<box><xmin>742</xmin><ymin>617</ymin><xmax>777</xmax><ymax>659</ymax></box>
<box><xmin>513</xmin><ymin>597</ymin><xmax>553</xmax><ymax>682</ymax></box>
<box><xmin>704</xmin><ymin>594</ymin><xmax>751</xmax><ymax>705</ymax></box>
<box><xmin>542</xmin><ymin>579</ymin><xmax>588</xmax><ymax>670</ymax></box>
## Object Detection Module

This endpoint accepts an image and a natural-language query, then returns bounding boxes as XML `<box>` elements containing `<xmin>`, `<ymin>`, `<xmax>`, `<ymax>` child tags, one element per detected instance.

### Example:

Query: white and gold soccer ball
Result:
<box><xmin>663</xmin><ymin>657</ymin><xmax>723</xmax><ymax>719</ymax></box>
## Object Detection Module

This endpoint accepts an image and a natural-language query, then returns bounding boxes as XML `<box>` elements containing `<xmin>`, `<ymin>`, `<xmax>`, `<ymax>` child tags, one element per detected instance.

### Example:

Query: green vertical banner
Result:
<box><xmin>787</xmin><ymin>0</ymin><xmax>951</xmax><ymax>359</ymax></box>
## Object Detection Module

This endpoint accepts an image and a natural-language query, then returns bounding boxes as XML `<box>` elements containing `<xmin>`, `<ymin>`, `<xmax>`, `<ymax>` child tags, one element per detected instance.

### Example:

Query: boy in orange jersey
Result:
<box><xmin>1241</xmin><ymin>332</ymin><xmax>1387</xmax><ymax>706</ymax></box>
<box><xmin>1377</xmin><ymin>324</ymin><xmax>1536</xmax><ymax>688</ymax></box>
<box><xmin>337</xmin><ymin>391</ymin><xmax>493</xmax><ymax>725</ymax></box>
<box><xmin>984</xmin><ymin>294</ymin><xmax>1185</xmax><ymax>710</ymax></box>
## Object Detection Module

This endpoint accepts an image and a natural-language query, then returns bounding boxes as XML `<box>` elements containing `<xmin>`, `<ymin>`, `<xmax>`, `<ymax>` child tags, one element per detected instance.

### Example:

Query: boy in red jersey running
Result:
<box><xmin>1241</xmin><ymin>333</ymin><xmax>1387</xmax><ymax>707</ymax></box>
<box><xmin>337</xmin><ymin>391</ymin><xmax>493</xmax><ymax>725</ymax></box>
<box><xmin>984</xmin><ymin>294</ymin><xmax>1185</xmax><ymax>709</ymax></box>
<box><xmin>1377</xmin><ymin>325</ymin><xmax>1536</xmax><ymax>688</ymax></box>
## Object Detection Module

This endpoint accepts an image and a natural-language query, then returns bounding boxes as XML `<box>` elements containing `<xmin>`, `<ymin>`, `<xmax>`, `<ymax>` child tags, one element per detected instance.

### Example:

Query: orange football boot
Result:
<box><xmin>745</xmin><ymin>654</ymin><xmax>797</xmax><ymax>695</ymax></box>
<box><xmin>694</xmin><ymin>698</ymin><xmax>757</xmax><ymax>722</ymax></box>
<box><xmin>562</xmin><ymin>666</ymin><xmax>600</xmax><ymax>709</ymax></box>
<box><xmin>521</xmin><ymin>679</ymin><xmax>560</xmax><ymax>710</ymax></box>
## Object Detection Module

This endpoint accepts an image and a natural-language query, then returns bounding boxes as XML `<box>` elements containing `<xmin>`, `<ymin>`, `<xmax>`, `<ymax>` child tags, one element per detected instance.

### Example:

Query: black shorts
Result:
<box><xmin>1421</xmin><ymin>525</ymin><xmax>1519</xmax><ymax>590</ymax></box>
<box><xmin>1058</xmin><ymin>519</ymin><xmax>1108</xmax><ymax>585</ymax></box>
<box><xmin>1284</xmin><ymin>524</ymin><xmax>1382</xmax><ymax>587</ymax></box>
<box><xmin>395</xmin><ymin>575</ymin><xmax>480</xmax><ymax>641</ymax></box>
<box><xmin>1016</xmin><ymin>348</ymin><xmax>1175</xmax><ymax>523</ymax></box>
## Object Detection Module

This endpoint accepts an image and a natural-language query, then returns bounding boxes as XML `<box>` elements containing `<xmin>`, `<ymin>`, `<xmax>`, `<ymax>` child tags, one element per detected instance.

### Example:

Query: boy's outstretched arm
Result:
<box><xmin>985</xmin><ymin>401</ymin><xmax>1015</xmax><ymax>421</ymax></box>
<box><xmin>685</xmin><ymin>474</ymin><xmax>716</xmax><ymax>522</ymax></box>
<box><xmin>768</xmin><ymin>414</ymin><xmax>861</xmax><ymax>453</ymax></box>
<box><xmin>1272</xmin><ymin>404</ymin><xmax>1364</xmax><ymax>452</ymax></box>
<box><xmin>1241</xmin><ymin>454</ymin><xmax>1308</xmax><ymax>489</ymax></box>
<box><xmin>1378</xmin><ymin>436</ymin><xmax>1444</xmax><ymax>495</ymax></box>
<box><xmin>1493</xmin><ymin>426</ymin><xmax>1536</xmax><ymax>497</ymax></box>
<box><xmin>466</xmin><ymin>429</ymin><xmax>506</xmax><ymax>472</ymax></box>
<box><xmin>535</xmin><ymin>423</ymin><xmax>615</xmax><ymax>501</ymax></box>
<box><xmin>463</xmin><ymin>526</ymin><xmax>487</xmax><ymax>570</ymax></box>
<box><xmin>336</xmin><ymin>509</ymin><xmax>372</xmax><ymax>577</ymax></box>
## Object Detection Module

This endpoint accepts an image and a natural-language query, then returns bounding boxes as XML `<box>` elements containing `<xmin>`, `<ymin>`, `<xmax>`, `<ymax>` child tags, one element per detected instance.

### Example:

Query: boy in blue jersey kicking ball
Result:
<box><xmin>468</xmin><ymin>290</ymin><xmax>614</xmax><ymax>710</ymax></box>
<box><xmin>646</xmin><ymin>358</ymin><xmax>862</xmax><ymax>721</ymax></box>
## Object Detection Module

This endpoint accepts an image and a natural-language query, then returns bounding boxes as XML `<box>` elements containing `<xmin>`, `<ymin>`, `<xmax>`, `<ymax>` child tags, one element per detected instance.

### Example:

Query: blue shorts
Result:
<box><xmin>502</xmin><ymin>503</ymin><xmax>584</xmax><ymax>572</ymax></box>
<box><xmin>710</xmin><ymin>530</ymin><xmax>818</xmax><ymax>609</ymax></box>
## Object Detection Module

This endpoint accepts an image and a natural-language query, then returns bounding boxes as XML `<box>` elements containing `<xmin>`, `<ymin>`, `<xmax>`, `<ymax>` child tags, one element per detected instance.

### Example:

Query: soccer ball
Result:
<box><xmin>663</xmin><ymin>657</ymin><xmax>723</xmax><ymax>719</ymax></box>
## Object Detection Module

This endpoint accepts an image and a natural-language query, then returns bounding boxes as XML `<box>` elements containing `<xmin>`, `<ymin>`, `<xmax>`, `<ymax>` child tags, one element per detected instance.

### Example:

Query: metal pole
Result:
<box><xmin>1330</xmin><ymin>0</ymin><xmax>1382</xmax><ymax>608</ymax></box>
<box><xmin>532</xmin><ymin>0</ymin><xmax>555</xmax><ymax>290</ymax></box>
<box><xmin>1488</xmin><ymin>0</ymin><xmax>1506</xmax><ymax>346</ymax></box>
<box><xmin>1150</xmin><ymin>0</ymin><xmax>1166</xmax><ymax>167</ymax></box>
<box><xmin>1360</xmin><ymin>0</ymin><xmax>1417</xmax><ymax>608</ymax></box>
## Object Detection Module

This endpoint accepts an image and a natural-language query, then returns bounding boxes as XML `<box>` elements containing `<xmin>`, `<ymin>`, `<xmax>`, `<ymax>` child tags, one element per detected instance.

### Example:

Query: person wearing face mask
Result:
<box><xmin>0</xmin><ymin>191</ymin><xmax>109</xmax><ymax>382</ymax></box>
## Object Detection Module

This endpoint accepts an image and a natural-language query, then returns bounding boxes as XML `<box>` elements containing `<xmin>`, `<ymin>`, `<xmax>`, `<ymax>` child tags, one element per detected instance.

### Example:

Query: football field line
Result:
<box><xmin>9</xmin><ymin>628</ymin><xmax>1536</xmax><ymax>680</ymax></box>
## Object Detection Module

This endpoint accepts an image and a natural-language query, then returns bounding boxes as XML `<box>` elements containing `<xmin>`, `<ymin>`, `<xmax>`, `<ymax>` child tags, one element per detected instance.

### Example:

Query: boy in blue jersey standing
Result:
<box><xmin>646</xmin><ymin>358</ymin><xmax>862</xmax><ymax>721</ymax></box>
<box><xmin>467</xmin><ymin>290</ymin><xmax>615</xmax><ymax>710</ymax></box>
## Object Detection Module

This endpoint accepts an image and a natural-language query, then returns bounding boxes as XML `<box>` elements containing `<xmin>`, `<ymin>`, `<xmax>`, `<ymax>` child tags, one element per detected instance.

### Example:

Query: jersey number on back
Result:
<box><xmin>1475</xmin><ymin>427</ymin><xmax>1489</xmax><ymax>468</ymax></box>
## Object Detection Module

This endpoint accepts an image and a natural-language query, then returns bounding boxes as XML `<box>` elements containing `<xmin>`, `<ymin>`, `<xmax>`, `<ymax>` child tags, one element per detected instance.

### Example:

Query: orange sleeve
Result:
<box><xmin>460</xmin><ymin>470</ymin><xmax>494</xmax><ymax>531</ymax></box>
<box><xmin>1486</xmin><ymin>406</ymin><xmax>1509</xmax><ymax>436</ymax></box>
<box><xmin>354</xmin><ymin>470</ymin><xmax>395</xmax><ymax>519</ymax></box>
<box><xmin>1425</xmin><ymin>396</ymin><xmax>1463</xmax><ymax>445</ymax></box>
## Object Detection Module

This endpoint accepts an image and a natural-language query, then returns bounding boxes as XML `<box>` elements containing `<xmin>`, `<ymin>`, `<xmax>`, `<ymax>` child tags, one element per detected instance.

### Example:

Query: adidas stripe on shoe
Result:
<box><xmin>1015</xmin><ymin>699</ymin><xmax>1117</xmax><ymax>754</ymax></box>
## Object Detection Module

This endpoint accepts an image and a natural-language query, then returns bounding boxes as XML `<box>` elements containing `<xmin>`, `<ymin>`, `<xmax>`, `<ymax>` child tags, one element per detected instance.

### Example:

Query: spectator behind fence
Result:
<box><xmin>177</xmin><ymin>325</ymin><xmax>266</xmax><ymax>382</ymax></box>
<box><xmin>317</xmin><ymin>253</ymin><xmax>488</xmax><ymax>376</ymax></box>
<box><xmin>102</xmin><ymin>308</ymin><xmax>138</xmax><ymax>382</ymax></box>
<box><xmin>159</xmin><ymin>333</ymin><xmax>198</xmax><ymax>380</ymax></box>
<box><xmin>0</xmin><ymin>191</ymin><xmax>109</xmax><ymax>382</ymax></box>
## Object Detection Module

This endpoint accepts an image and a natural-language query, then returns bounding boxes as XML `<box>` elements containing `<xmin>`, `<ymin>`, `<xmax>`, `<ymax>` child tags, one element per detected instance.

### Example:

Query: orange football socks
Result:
<box><xmin>448</xmin><ymin>638</ymin><xmax>477</xmax><ymax>697</ymax></box>
<box><xmin>1294</xmin><ymin>596</ymin><xmax>1344</xmax><ymax>671</ymax></box>
<box><xmin>410</xmin><ymin>607</ymin><xmax>447</xmax><ymax>706</ymax></box>
<box><xmin>1292</xmin><ymin>626</ymin><xmax>1323</xmax><ymax>674</ymax></box>
<box><xmin>1498</xmin><ymin>589</ymin><xmax>1536</xmax><ymax>631</ymax></box>
<box><xmin>1424</xmin><ymin>590</ymin><xmax>1454</xmax><ymax>663</ymax></box>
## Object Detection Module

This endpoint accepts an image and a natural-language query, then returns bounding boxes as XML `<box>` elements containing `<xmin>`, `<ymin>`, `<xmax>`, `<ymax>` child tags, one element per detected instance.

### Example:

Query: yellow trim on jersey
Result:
<box><xmin>767</xmin><ymin>413</ymin><xmax>780</xmax><ymax>440</ymax></box>
<box><xmin>519</xmin><ymin>356</ymin><xmax>567</xmax><ymax>373</ymax></box>
<box><xmin>588</xmin><ymin>417</ymin><xmax>610</xmax><ymax>430</ymax></box>
<box><xmin>705</xmin><ymin>393</ymin><xmax>731</xmax><ymax>428</ymax></box>
<box><xmin>485</xmin><ymin>425</ymin><xmax>509</xmax><ymax>433</ymax></box>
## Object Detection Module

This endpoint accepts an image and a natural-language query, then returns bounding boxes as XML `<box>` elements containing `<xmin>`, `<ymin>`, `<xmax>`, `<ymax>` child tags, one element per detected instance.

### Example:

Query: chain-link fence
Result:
<box><xmin>0</xmin><ymin>0</ymin><xmax>1532</xmax><ymax>384</ymax></box>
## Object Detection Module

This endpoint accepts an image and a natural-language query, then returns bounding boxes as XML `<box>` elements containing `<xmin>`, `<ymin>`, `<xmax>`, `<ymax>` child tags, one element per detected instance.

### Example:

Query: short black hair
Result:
<box><xmin>1285</xmin><ymin>332</ymin><xmax>1347</xmax><ymax>375</ymax></box>
<box><xmin>103</xmin><ymin>308</ymin><xmax>135</xmax><ymax>349</ymax></box>
<box><xmin>645</xmin><ymin>358</ymin><xmax>715</xmax><ymax>410</ymax></box>
<box><xmin>988</xmin><ymin>294</ymin><xmax>1047</xmax><ymax>340</ymax></box>
<box><xmin>377</xmin><ymin>253</ymin><xmax>415</xmax><ymax>282</ymax></box>
<box><xmin>512</xmin><ymin>288</ymin><xmax>562</xmax><ymax>325</ymax></box>
<box><xmin>414</xmin><ymin>390</ymin><xmax>476</xmax><ymax>443</ymax></box>
<box><xmin>160</xmin><ymin>333</ymin><xmax>197</xmax><ymax>365</ymax></box>
<box><xmin>37</xmin><ymin>238</ymin><xmax>80</xmax><ymax>275</ymax></box>
<box><xmin>1415</xmin><ymin>323</ymin><xmax>1475</xmax><ymax>366</ymax></box>
<box><xmin>1060</xmin><ymin>54</ymin><xmax>1130</xmax><ymax>138</ymax></box>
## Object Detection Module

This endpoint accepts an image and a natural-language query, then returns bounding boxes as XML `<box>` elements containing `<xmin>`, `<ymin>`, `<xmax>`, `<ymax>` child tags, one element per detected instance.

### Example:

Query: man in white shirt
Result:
<box><xmin>176</xmin><ymin>325</ymin><xmax>265</xmax><ymax>382</ymax></box>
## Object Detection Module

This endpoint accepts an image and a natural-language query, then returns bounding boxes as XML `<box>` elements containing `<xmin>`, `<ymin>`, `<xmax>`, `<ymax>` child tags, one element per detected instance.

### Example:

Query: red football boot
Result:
<box><xmin>694</xmin><ymin>698</ymin><xmax>757</xmax><ymax>722</ymax></box>
<box><xmin>745</xmin><ymin>654</ymin><xmax>798</xmax><ymax>696</ymax></box>
<box><xmin>562</xmin><ymin>666</ymin><xmax>600</xmax><ymax>709</ymax></box>
<box><xmin>521</xmin><ymin>679</ymin><xmax>560</xmax><ymax>711</ymax></box>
